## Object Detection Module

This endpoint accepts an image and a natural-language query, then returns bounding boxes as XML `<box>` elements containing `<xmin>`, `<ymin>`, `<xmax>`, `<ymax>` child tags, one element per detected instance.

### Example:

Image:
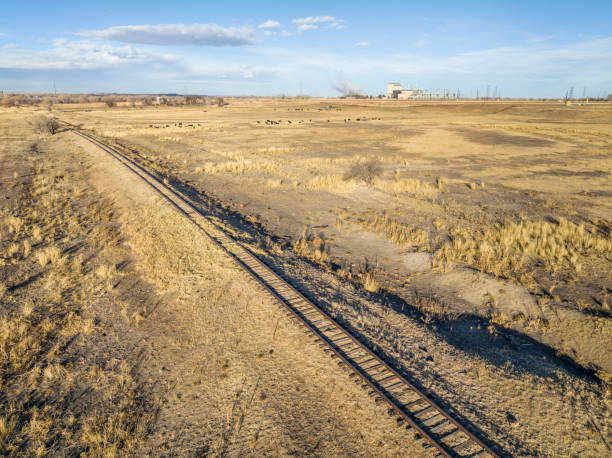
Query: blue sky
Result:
<box><xmin>1</xmin><ymin>0</ymin><xmax>611</xmax><ymax>97</ymax></box>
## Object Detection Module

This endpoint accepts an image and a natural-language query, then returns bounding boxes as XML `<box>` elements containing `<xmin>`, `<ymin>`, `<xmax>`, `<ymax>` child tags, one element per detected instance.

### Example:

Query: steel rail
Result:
<box><xmin>68</xmin><ymin>126</ymin><xmax>500</xmax><ymax>458</ymax></box>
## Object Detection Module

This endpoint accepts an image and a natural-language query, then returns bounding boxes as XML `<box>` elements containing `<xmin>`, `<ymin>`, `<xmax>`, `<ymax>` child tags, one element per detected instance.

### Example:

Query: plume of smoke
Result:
<box><xmin>332</xmin><ymin>72</ymin><xmax>363</xmax><ymax>96</ymax></box>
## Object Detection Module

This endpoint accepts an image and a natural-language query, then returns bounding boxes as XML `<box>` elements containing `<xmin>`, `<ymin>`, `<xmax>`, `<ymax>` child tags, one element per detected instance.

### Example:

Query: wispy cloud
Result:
<box><xmin>292</xmin><ymin>16</ymin><xmax>338</xmax><ymax>32</ymax></box>
<box><xmin>258</xmin><ymin>20</ymin><xmax>281</xmax><ymax>29</ymax></box>
<box><xmin>355</xmin><ymin>41</ymin><xmax>371</xmax><ymax>47</ymax></box>
<box><xmin>77</xmin><ymin>23</ymin><xmax>255</xmax><ymax>46</ymax></box>
<box><xmin>413</xmin><ymin>39</ymin><xmax>429</xmax><ymax>48</ymax></box>
<box><xmin>0</xmin><ymin>38</ymin><xmax>179</xmax><ymax>69</ymax></box>
<box><xmin>526</xmin><ymin>33</ymin><xmax>558</xmax><ymax>43</ymax></box>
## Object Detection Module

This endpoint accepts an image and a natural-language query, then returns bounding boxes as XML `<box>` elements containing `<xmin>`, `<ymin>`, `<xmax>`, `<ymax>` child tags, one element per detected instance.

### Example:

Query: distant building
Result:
<box><xmin>386</xmin><ymin>82</ymin><xmax>437</xmax><ymax>99</ymax></box>
<box><xmin>386</xmin><ymin>83</ymin><xmax>403</xmax><ymax>99</ymax></box>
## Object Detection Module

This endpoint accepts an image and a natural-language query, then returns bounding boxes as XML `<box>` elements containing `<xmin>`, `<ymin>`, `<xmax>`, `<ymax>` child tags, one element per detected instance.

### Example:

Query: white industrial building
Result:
<box><xmin>386</xmin><ymin>83</ymin><xmax>403</xmax><ymax>98</ymax></box>
<box><xmin>386</xmin><ymin>82</ymin><xmax>435</xmax><ymax>99</ymax></box>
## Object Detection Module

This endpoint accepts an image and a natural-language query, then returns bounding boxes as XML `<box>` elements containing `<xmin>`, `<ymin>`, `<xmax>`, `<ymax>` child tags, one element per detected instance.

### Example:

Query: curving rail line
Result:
<box><xmin>69</xmin><ymin>126</ymin><xmax>501</xmax><ymax>458</ymax></box>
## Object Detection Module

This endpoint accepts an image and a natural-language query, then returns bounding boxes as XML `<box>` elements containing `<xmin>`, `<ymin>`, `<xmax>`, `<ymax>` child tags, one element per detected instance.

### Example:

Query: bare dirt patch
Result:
<box><xmin>451</xmin><ymin>126</ymin><xmax>555</xmax><ymax>147</ymax></box>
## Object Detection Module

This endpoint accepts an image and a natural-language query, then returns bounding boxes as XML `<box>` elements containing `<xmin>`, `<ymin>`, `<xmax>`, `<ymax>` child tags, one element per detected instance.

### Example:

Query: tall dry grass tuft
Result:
<box><xmin>361</xmin><ymin>271</ymin><xmax>380</xmax><ymax>293</ymax></box>
<box><xmin>306</xmin><ymin>174</ymin><xmax>355</xmax><ymax>193</ymax></box>
<box><xmin>356</xmin><ymin>212</ymin><xmax>429</xmax><ymax>250</ymax></box>
<box><xmin>200</xmin><ymin>156</ymin><xmax>276</xmax><ymax>175</ymax></box>
<box><xmin>35</xmin><ymin>246</ymin><xmax>61</xmax><ymax>267</ymax></box>
<box><xmin>373</xmin><ymin>176</ymin><xmax>437</xmax><ymax>197</ymax></box>
<box><xmin>434</xmin><ymin>217</ymin><xmax>612</xmax><ymax>281</ymax></box>
<box><xmin>293</xmin><ymin>232</ymin><xmax>329</xmax><ymax>263</ymax></box>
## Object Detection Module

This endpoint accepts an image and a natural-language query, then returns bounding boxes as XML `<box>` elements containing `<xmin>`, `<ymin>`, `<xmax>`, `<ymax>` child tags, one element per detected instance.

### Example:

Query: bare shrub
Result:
<box><xmin>344</xmin><ymin>161</ymin><xmax>381</xmax><ymax>185</ymax></box>
<box><xmin>105</xmin><ymin>99</ymin><xmax>116</xmax><ymax>108</ymax></box>
<box><xmin>34</xmin><ymin>117</ymin><xmax>61</xmax><ymax>135</ymax></box>
<box><xmin>216</xmin><ymin>97</ymin><xmax>225</xmax><ymax>107</ymax></box>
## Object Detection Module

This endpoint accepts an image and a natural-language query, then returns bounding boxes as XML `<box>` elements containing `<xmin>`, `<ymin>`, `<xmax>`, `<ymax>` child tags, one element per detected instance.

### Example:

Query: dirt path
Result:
<box><xmin>61</xmin><ymin>131</ymin><xmax>428</xmax><ymax>456</ymax></box>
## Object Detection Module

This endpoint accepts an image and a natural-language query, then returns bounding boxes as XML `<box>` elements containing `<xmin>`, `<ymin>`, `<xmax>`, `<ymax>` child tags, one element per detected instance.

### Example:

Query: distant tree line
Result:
<box><xmin>0</xmin><ymin>93</ymin><xmax>227</xmax><ymax>108</ymax></box>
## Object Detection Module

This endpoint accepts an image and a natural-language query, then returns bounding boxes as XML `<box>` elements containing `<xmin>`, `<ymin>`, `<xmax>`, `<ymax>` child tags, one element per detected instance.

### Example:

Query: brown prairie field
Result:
<box><xmin>1</xmin><ymin>98</ymin><xmax>612</xmax><ymax>456</ymax></box>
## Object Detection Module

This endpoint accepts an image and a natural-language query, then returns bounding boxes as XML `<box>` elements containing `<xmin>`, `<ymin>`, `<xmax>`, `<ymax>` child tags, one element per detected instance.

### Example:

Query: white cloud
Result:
<box><xmin>413</xmin><ymin>39</ymin><xmax>429</xmax><ymax>48</ymax></box>
<box><xmin>292</xmin><ymin>16</ymin><xmax>338</xmax><ymax>31</ymax></box>
<box><xmin>292</xmin><ymin>16</ymin><xmax>335</xmax><ymax>25</ymax></box>
<box><xmin>297</xmin><ymin>24</ymin><xmax>317</xmax><ymax>32</ymax></box>
<box><xmin>258</xmin><ymin>20</ymin><xmax>281</xmax><ymax>29</ymax></box>
<box><xmin>0</xmin><ymin>39</ymin><xmax>179</xmax><ymax>69</ymax></box>
<box><xmin>262</xmin><ymin>30</ymin><xmax>275</xmax><ymax>36</ymax></box>
<box><xmin>355</xmin><ymin>41</ymin><xmax>371</xmax><ymax>47</ymax></box>
<box><xmin>78</xmin><ymin>23</ymin><xmax>255</xmax><ymax>46</ymax></box>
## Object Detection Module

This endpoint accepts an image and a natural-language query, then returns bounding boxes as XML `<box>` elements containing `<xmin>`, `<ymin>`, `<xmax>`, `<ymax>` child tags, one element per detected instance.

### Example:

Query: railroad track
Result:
<box><xmin>69</xmin><ymin>126</ymin><xmax>501</xmax><ymax>458</ymax></box>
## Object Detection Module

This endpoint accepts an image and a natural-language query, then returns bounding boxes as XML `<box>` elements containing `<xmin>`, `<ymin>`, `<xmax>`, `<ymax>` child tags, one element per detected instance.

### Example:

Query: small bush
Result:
<box><xmin>344</xmin><ymin>161</ymin><xmax>381</xmax><ymax>185</ymax></box>
<box><xmin>34</xmin><ymin>117</ymin><xmax>61</xmax><ymax>135</ymax></box>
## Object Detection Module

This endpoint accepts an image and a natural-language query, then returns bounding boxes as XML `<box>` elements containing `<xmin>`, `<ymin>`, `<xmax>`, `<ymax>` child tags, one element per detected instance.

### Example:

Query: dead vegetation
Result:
<box><xmin>0</xmin><ymin>121</ymin><xmax>156</xmax><ymax>455</ymax></box>
<box><xmin>353</xmin><ymin>211</ymin><xmax>429</xmax><ymax>251</ymax></box>
<box><xmin>344</xmin><ymin>160</ymin><xmax>381</xmax><ymax>184</ymax></box>
<box><xmin>434</xmin><ymin>218</ymin><xmax>612</xmax><ymax>311</ymax></box>
<box><xmin>33</xmin><ymin>116</ymin><xmax>61</xmax><ymax>135</ymax></box>
<box><xmin>293</xmin><ymin>231</ymin><xmax>329</xmax><ymax>263</ymax></box>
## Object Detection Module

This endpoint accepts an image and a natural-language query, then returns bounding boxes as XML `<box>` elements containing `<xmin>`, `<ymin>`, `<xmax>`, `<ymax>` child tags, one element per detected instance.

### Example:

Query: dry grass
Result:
<box><xmin>373</xmin><ymin>176</ymin><xmax>437</xmax><ymax>197</ymax></box>
<box><xmin>361</xmin><ymin>271</ymin><xmax>380</xmax><ymax>293</ymax></box>
<box><xmin>200</xmin><ymin>156</ymin><xmax>276</xmax><ymax>175</ymax></box>
<box><xmin>0</xmin><ymin>119</ymin><xmax>155</xmax><ymax>456</ymax></box>
<box><xmin>35</xmin><ymin>246</ymin><xmax>61</xmax><ymax>267</ymax></box>
<box><xmin>355</xmin><ymin>211</ymin><xmax>429</xmax><ymax>250</ymax></box>
<box><xmin>434</xmin><ymin>218</ymin><xmax>612</xmax><ymax>297</ymax></box>
<box><xmin>293</xmin><ymin>231</ymin><xmax>329</xmax><ymax>262</ymax></box>
<box><xmin>305</xmin><ymin>174</ymin><xmax>355</xmax><ymax>193</ymax></box>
